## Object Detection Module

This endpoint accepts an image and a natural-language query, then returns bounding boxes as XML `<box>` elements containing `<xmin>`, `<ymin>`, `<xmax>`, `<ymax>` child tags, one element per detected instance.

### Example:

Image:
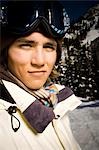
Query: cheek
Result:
<box><xmin>8</xmin><ymin>48</ymin><xmax>29</xmax><ymax>65</ymax></box>
<box><xmin>48</xmin><ymin>52</ymin><xmax>57</xmax><ymax>68</ymax></box>
<box><xmin>52</xmin><ymin>52</ymin><xmax>57</xmax><ymax>64</ymax></box>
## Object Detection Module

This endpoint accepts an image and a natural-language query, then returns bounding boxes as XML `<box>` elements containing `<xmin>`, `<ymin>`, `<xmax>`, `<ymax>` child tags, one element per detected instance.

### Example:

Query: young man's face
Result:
<box><xmin>8</xmin><ymin>32</ymin><xmax>57</xmax><ymax>89</ymax></box>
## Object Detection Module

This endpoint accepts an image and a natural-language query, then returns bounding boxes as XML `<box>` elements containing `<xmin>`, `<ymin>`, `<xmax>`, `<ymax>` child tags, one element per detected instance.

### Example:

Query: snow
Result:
<box><xmin>82</xmin><ymin>29</ymin><xmax>99</xmax><ymax>45</ymax></box>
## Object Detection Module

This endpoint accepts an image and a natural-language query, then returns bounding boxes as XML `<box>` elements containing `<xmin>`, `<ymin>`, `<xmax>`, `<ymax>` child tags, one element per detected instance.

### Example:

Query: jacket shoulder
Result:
<box><xmin>55</xmin><ymin>84</ymin><xmax>73</xmax><ymax>102</ymax></box>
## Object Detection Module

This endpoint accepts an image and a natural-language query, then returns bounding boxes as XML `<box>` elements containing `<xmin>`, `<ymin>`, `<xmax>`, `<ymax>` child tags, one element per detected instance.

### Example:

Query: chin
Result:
<box><xmin>27</xmin><ymin>81</ymin><xmax>46</xmax><ymax>90</ymax></box>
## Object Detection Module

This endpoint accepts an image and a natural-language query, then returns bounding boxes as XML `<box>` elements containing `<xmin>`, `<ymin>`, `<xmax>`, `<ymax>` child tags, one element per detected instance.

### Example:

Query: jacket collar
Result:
<box><xmin>1</xmin><ymin>80</ymin><xmax>82</xmax><ymax>112</ymax></box>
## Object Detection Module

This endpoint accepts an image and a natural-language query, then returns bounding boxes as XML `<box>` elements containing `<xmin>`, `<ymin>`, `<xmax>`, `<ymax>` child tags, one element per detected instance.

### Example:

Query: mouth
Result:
<box><xmin>28</xmin><ymin>70</ymin><xmax>46</xmax><ymax>77</ymax></box>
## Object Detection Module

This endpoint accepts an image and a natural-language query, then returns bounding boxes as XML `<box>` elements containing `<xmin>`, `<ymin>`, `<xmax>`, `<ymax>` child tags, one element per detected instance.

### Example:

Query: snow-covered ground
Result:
<box><xmin>69</xmin><ymin>99</ymin><xmax>99</xmax><ymax>150</ymax></box>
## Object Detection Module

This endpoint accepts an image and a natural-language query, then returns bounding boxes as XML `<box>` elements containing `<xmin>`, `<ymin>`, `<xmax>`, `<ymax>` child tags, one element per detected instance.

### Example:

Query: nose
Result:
<box><xmin>31</xmin><ymin>47</ymin><xmax>45</xmax><ymax>67</ymax></box>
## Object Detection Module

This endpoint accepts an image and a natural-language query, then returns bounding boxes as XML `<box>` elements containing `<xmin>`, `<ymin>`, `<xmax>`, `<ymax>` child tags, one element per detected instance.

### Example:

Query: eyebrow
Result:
<box><xmin>16</xmin><ymin>39</ymin><xmax>57</xmax><ymax>47</ymax></box>
<box><xmin>44</xmin><ymin>42</ymin><xmax>57</xmax><ymax>47</ymax></box>
<box><xmin>16</xmin><ymin>39</ymin><xmax>34</xmax><ymax>44</ymax></box>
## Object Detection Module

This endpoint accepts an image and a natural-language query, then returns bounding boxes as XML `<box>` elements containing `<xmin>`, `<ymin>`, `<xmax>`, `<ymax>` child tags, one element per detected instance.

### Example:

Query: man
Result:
<box><xmin>0</xmin><ymin>1</ymin><xmax>82</xmax><ymax>150</ymax></box>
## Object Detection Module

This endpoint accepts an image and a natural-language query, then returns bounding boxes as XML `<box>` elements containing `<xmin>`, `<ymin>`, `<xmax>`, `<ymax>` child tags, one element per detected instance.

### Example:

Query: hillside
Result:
<box><xmin>55</xmin><ymin>4</ymin><xmax>99</xmax><ymax>100</ymax></box>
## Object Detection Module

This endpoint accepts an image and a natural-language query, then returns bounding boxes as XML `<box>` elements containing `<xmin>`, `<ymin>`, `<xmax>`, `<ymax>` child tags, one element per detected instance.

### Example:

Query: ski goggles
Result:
<box><xmin>1</xmin><ymin>1</ymin><xmax>70</xmax><ymax>38</ymax></box>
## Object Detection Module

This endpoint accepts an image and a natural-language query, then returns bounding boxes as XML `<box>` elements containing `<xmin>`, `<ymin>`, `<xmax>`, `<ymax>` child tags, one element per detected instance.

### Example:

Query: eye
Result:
<box><xmin>19</xmin><ymin>43</ymin><xmax>32</xmax><ymax>49</ymax></box>
<box><xmin>44</xmin><ymin>44</ymin><xmax>56</xmax><ymax>52</ymax></box>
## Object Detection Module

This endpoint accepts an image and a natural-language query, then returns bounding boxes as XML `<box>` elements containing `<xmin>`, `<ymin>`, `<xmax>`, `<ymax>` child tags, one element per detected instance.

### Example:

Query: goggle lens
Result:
<box><xmin>1</xmin><ymin>1</ymin><xmax>70</xmax><ymax>37</ymax></box>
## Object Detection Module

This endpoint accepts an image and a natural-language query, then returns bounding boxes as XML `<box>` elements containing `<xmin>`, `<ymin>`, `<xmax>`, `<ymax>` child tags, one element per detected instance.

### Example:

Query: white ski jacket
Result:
<box><xmin>0</xmin><ymin>80</ymin><xmax>82</xmax><ymax>150</ymax></box>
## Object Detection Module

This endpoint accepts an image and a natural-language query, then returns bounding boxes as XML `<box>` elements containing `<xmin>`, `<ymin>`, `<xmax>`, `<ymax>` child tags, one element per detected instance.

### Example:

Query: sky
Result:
<box><xmin>59</xmin><ymin>1</ymin><xmax>99</xmax><ymax>22</ymax></box>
